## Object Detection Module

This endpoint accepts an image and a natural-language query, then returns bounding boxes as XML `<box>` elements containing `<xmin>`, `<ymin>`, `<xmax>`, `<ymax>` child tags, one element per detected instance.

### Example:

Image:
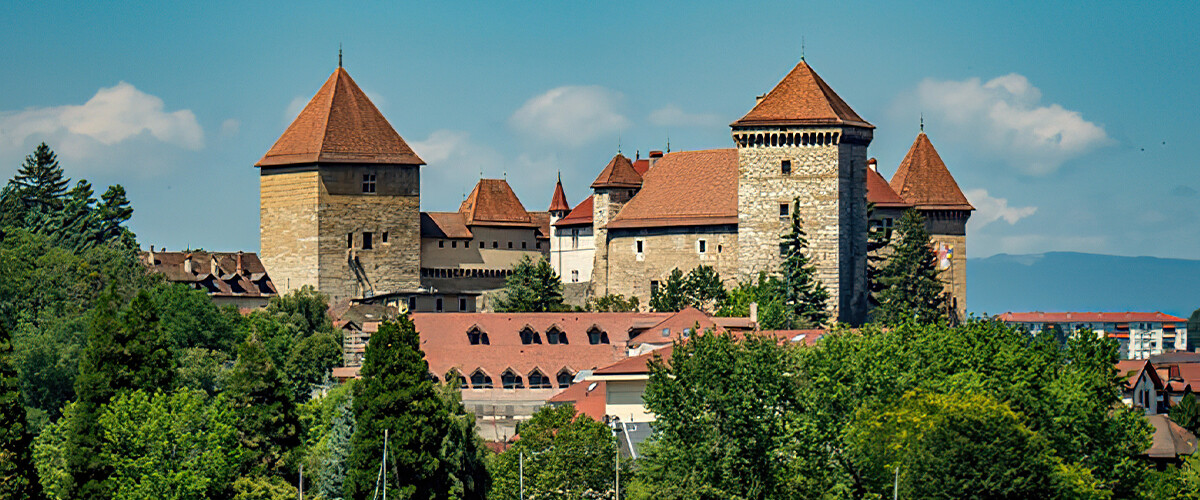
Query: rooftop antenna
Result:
<box><xmin>338</xmin><ymin>43</ymin><xmax>343</xmax><ymax>68</ymax></box>
<box><xmin>617</xmin><ymin>133</ymin><xmax>622</xmax><ymax>155</ymax></box>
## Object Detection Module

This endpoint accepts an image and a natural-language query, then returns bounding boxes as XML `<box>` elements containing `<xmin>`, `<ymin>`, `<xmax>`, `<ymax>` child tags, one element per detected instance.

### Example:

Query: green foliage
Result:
<box><xmin>7</xmin><ymin>143</ymin><xmax>68</xmax><ymax>224</ymax></box>
<box><xmin>635</xmin><ymin>330</ymin><xmax>803</xmax><ymax>500</ymax></box>
<box><xmin>716</xmin><ymin>272</ymin><xmax>792</xmax><ymax>330</ymax></box>
<box><xmin>244</xmin><ymin>287</ymin><xmax>342</xmax><ymax>402</ymax></box>
<box><xmin>1171</xmin><ymin>393</ymin><xmax>1200</xmax><ymax>434</ymax></box>
<box><xmin>489</xmin><ymin>404</ymin><xmax>620</xmax><ymax>499</ymax></box>
<box><xmin>99</xmin><ymin>389</ymin><xmax>242</xmax><ymax>500</ymax></box>
<box><xmin>0</xmin><ymin>322</ymin><xmax>41</xmax><ymax>499</ymax></box>
<box><xmin>586</xmin><ymin>294</ymin><xmax>640</xmax><ymax>312</ymax></box>
<box><xmin>650</xmin><ymin>265</ymin><xmax>726</xmax><ymax>313</ymax></box>
<box><xmin>865</xmin><ymin>203</ymin><xmax>891</xmax><ymax>308</ymax></box>
<box><xmin>494</xmin><ymin>256</ymin><xmax>566</xmax><ymax>312</ymax></box>
<box><xmin>300</xmin><ymin>382</ymin><xmax>355</xmax><ymax>500</ymax></box>
<box><xmin>1142</xmin><ymin>453</ymin><xmax>1200</xmax><ymax>500</ymax></box>
<box><xmin>33</xmin><ymin>402</ymin><xmax>72</xmax><ymax>499</ymax></box>
<box><xmin>266</xmin><ymin>285</ymin><xmax>335</xmax><ymax>336</ymax></box>
<box><xmin>780</xmin><ymin>199</ymin><xmax>829</xmax><ymax>326</ymax></box>
<box><xmin>222</xmin><ymin>336</ymin><xmax>300</xmax><ymax>477</ymax></box>
<box><xmin>231</xmin><ymin>475</ymin><xmax>298</xmax><ymax>500</ymax></box>
<box><xmin>872</xmin><ymin>209</ymin><xmax>947</xmax><ymax>325</ymax></box>
<box><xmin>95</xmin><ymin>185</ymin><xmax>136</xmax><ymax>250</ymax></box>
<box><xmin>176</xmin><ymin>348</ymin><xmax>230</xmax><ymax>395</ymax></box>
<box><xmin>345</xmin><ymin>317</ymin><xmax>488</xmax><ymax>500</ymax></box>
<box><xmin>150</xmin><ymin>282</ymin><xmax>244</xmax><ymax>352</ymax></box>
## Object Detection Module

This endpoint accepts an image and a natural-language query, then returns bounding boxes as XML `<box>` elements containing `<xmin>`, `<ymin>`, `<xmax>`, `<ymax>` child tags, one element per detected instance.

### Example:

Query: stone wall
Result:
<box><xmin>589</xmin><ymin>189</ymin><xmax>635</xmax><ymax>298</ymax></box>
<box><xmin>922</xmin><ymin>209</ymin><xmax>969</xmax><ymax>320</ymax></box>
<box><xmin>601</xmin><ymin>226</ymin><xmax>739</xmax><ymax>305</ymax></box>
<box><xmin>260</xmin><ymin>168</ymin><xmax>320</xmax><ymax>294</ymax></box>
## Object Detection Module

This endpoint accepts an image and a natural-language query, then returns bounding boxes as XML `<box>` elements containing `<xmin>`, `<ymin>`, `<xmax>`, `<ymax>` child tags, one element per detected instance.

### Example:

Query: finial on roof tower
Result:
<box><xmin>920</xmin><ymin>113</ymin><xmax>924</xmax><ymax>133</ymax></box>
<box><xmin>801</xmin><ymin>36</ymin><xmax>805</xmax><ymax>61</ymax></box>
<box><xmin>338</xmin><ymin>43</ymin><xmax>342</xmax><ymax>68</ymax></box>
<box><xmin>617</xmin><ymin>133</ymin><xmax>622</xmax><ymax>155</ymax></box>
<box><xmin>666</xmin><ymin>135</ymin><xmax>671</xmax><ymax>153</ymax></box>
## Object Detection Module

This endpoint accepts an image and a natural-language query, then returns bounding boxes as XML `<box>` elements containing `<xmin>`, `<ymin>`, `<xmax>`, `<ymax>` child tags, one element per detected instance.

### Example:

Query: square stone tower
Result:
<box><xmin>731</xmin><ymin>59</ymin><xmax>872</xmax><ymax>324</ymax></box>
<box><xmin>257</xmin><ymin>65</ymin><xmax>425</xmax><ymax>303</ymax></box>
<box><xmin>588</xmin><ymin>153</ymin><xmax>642</xmax><ymax>297</ymax></box>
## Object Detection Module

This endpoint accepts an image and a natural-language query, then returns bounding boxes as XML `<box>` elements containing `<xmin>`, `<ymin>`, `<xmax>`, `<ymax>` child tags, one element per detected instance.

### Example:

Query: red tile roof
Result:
<box><xmin>758</xmin><ymin>329</ymin><xmax>826</xmax><ymax>345</ymax></box>
<box><xmin>1145</xmin><ymin>414</ymin><xmax>1198</xmax><ymax>459</ymax></box>
<box><xmin>867</xmin><ymin>165</ymin><xmax>912</xmax><ymax>208</ymax></box>
<box><xmin>1116</xmin><ymin>360</ymin><xmax>1156</xmax><ymax>390</ymax></box>
<box><xmin>256</xmin><ymin>67</ymin><xmax>424</xmax><ymax>167</ymax></box>
<box><xmin>548</xmin><ymin>380</ymin><xmax>608</xmax><ymax>421</ymax></box>
<box><xmin>591</xmin><ymin>154</ymin><xmax>643</xmax><ymax>189</ymax></box>
<box><xmin>420</xmin><ymin>212</ymin><xmax>474</xmax><ymax>239</ymax></box>
<box><xmin>732</xmin><ymin>60</ymin><xmax>872</xmax><ymax>129</ymax></box>
<box><xmin>889</xmin><ymin>133</ymin><xmax>973</xmax><ymax>211</ymax></box>
<box><xmin>630</xmin><ymin>307</ymin><xmax>723</xmax><ymax>348</ymax></box>
<box><xmin>460</xmin><ymin>179</ymin><xmax>534</xmax><ymax>226</ymax></box>
<box><xmin>632</xmin><ymin>159</ymin><xmax>650</xmax><ymax>175</ymax></box>
<box><xmin>997</xmin><ymin>312</ymin><xmax>1187</xmax><ymax>323</ymax></box>
<box><xmin>140</xmin><ymin>250</ymin><xmax>277</xmax><ymax>298</ymax></box>
<box><xmin>549</xmin><ymin>178</ymin><xmax>570</xmax><ymax>212</ymax></box>
<box><xmin>593</xmin><ymin>346</ymin><xmax>673</xmax><ymax>376</ymax></box>
<box><xmin>606</xmin><ymin>149</ymin><xmax>738</xmax><ymax>229</ymax></box>
<box><xmin>554</xmin><ymin>196</ymin><xmax>593</xmax><ymax>227</ymax></box>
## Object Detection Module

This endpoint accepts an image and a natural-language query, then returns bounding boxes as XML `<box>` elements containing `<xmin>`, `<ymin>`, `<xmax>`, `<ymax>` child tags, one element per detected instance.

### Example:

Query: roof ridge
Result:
<box><xmin>316</xmin><ymin>68</ymin><xmax>342</xmax><ymax>157</ymax></box>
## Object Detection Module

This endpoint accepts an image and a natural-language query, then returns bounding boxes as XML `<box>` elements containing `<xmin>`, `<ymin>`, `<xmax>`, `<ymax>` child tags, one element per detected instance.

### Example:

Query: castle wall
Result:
<box><xmin>602</xmin><ymin>226</ymin><xmax>738</xmax><ymax>305</ymax></box>
<box><xmin>421</xmin><ymin>226</ymin><xmax>546</xmax><ymax>270</ymax></box>
<box><xmin>922</xmin><ymin>209</ymin><xmax>969</xmax><ymax>320</ymax></box>
<box><xmin>260</xmin><ymin>169</ymin><xmax>320</xmax><ymax>294</ymax></box>
<box><xmin>590</xmin><ymin>190</ymin><xmax>635</xmax><ymax>297</ymax></box>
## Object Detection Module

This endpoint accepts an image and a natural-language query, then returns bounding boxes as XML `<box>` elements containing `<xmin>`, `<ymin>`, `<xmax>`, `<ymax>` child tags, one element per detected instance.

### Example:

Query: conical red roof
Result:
<box><xmin>889</xmin><ymin>133</ymin><xmax>973</xmax><ymax>210</ymax></box>
<box><xmin>459</xmin><ymin>179</ymin><xmax>532</xmax><ymax>225</ymax></box>
<box><xmin>732</xmin><ymin>60</ymin><xmax>872</xmax><ymax>129</ymax></box>
<box><xmin>590</xmin><ymin>153</ymin><xmax>642</xmax><ymax>189</ymax></box>
<box><xmin>866</xmin><ymin>166</ymin><xmax>911</xmax><ymax>208</ymax></box>
<box><xmin>549</xmin><ymin>178</ymin><xmax>570</xmax><ymax>212</ymax></box>
<box><xmin>256</xmin><ymin>67</ymin><xmax>424</xmax><ymax>167</ymax></box>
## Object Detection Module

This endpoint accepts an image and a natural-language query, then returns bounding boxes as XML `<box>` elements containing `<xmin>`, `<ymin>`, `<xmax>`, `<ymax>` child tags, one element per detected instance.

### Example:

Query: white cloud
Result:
<box><xmin>0</xmin><ymin>82</ymin><xmax>204</xmax><ymax>155</ymax></box>
<box><xmin>648</xmin><ymin>104</ymin><xmax>722</xmax><ymax>128</ymax></box>
<box><xmin>219</xmin><ymin>118</ymin><xmax>240</xmax><ymax>138</ymax></box>
<box><xmin>965</xmin><ymin>188</ymin><xmax>1038</xmax><ymax>230</ymax></box>
<box><xmin>509</xmin><ymin>86</ymin><xmax>630</xmax><ymax>147</ymax></box>
<box><xmin>907</xmin><ymin>74</ymin><xmax>1110</xmax><ymax>175</ymax></box>
<box><xmin>412</xmin><ymin>130</ymin><xmax>510</xmax><ymax>209</ymax></box>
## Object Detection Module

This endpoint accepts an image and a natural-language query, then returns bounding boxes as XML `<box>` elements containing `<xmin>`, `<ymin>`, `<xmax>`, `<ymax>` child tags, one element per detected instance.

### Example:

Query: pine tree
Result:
<box><xmin>345</xmin><ymin>317</ymin><xmax>484</xmax><ymax>500</ymax></box>
<box><xmin>873</xmin><ymin>209</ymin><xmax>947</xmax><ymax>325</ymax></box>
<box><xmin>95</xmin><ymin>185</ymin><xmax>135</xmax><ymax>249</ymax></box>
<box><xmin>0</xmin><ymin>322</ymin><xmax>42</xmax><ymax>499</ymax></box>
<box><xmin>494</xmin><ymin>256</ymin><xmax>565</xmax><ymax>312</ymax></box>
<box><xmin>223</xmin><ymin>336</ymin><xmax>301</xmax><ymax>477</ymax></box>
<box><xmin>780</xmin><ymin>199</ymin><xmax>830</xmax><ymax>327</ymax></box>
<box><xmin>11</xmin><ymin>143</ymin><xmax>69</xmax><ymax>213</ymax></box>
<box><xmin>865</xmin><ymin>203</ymin><xmax>891</xmax><ymax>308</ymax></box>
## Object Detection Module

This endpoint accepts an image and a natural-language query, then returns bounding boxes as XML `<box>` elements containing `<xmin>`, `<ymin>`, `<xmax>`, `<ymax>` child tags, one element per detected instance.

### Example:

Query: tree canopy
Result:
<box><xmin>650</xmin><ymin>266</ymin><xmax>726</xmax><ymax>313</ymax></box>
<box><xmin>488</xmin><ymin>404</ymin><xmax>620</xmax><ymax>499</ymax></box>
<box><xmin>494</xmin><ymin>256</ymin><xmax>566</xmax><ymax>312</ymax></box>
<box><xmin>872</xmin><ymin>209</ymin><xmax>948</xmax><ymax>325</ymax></box>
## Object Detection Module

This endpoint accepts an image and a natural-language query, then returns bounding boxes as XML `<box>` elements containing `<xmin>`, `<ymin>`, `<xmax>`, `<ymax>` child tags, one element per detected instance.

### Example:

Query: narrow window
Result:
<box><xmin>572</xmin><ymin>229</ymin><xmax>579</xmax><ymax>249</ymax></box>
<box><xmin>362</xmin><ymin>232</ymin><xmax>373</xmax><ymax>250</ymax></box>
<box><xmin>470</xmin><ymin>370</ymin><xmax>493</xmax><ymax>389</ymax></box>
<box><xmin>636</xmin><ymin>240</ymin><xmax>644</xmax><ymax>254</ymax></box>
<box><xmin>347</xmin><ymin>233</ymin><xmax>354</xmax><ymax>249</ymax></box>
<box><xmin>717</xmin><ymin>244</ymin><xmax>723</xmax><ymax>253</ymax></box>
<box><xmin>493</xmin><ymin>241</ymin><xmax>498</xmax><ymax>249</ymax></box>
<box><xmin>522</xmin><ymin>241</ymin><xmax>527</xmax><ymax>249</ymax></box>
<box><xmin>779</xmin><ymin>203</ymin><xmax>790</xmax><ymax>218</ymax></box>
<box><xmin>650</xmin><ymin>280</ymin><xmax>660</xmax><ymax>297</ymax></box>
<box><xmin>467</xmin><ymin>327</ymin><xmax>488</xmax><ymax>345</ymax></box>
<box><xmin>439</xmin><ymin>240</ymin><xmax>444</xmax><ymax>248</ymax></box>
<box><xmin>698</xmin><ymin>240</ymin><xmax>707</xmax><ymax>254</ymax></box>
<box><xmin>436</xmin><ymin>298</ymin><xmax>443</xmax><ymax>312</ymax></box>
<box><xmin>571</xmin><ymin>270</ymin><xmax>579</xmax><ymax>283</ymax></box>
<box><xmin>508</xmin><ymin>242</ymin><xmax>513</xmax><ymax>249</ymax></box>
<box><xmin>501</xmin><ymin>369</ymin><xmax>524</xmax><ymax>389</ymax></box>
<box><xmin>520</xmin><ymin>327</ymin><xmax>542</xmax><ymax>345</ymax></box>
<box><xmin>362</xmin><ymin>173</ymin><xmax>377</xmax><ymax>193</ymax></box>
<box><xmin>780</xmin><ymin>243</ymin><xmax>788</xmax><ymax>257</ymax></box>
<box><xmin>381</xmin><ymin>231</ymin><xmax>388</xmax><ymax>243</ymax></box>
<box><xmin>547</xmin><ymin>327</ymin><xmax>567</xmax><ymax>345</ymax></box>
<box><xmin>588</xmin><ymin>327</ymin><xmax>609</xmax><ymax>344</ymax></box>
<box><xmin>536</xmin><ymin>241</ymin><xmax>542</xmax><ymax>249</ymax></box>
<box><xmin>459</xmin><ymin>297</ymin><xmax>468</xmax><ymax>311</ymax></box>
<box><xmin>781</xmin><ymin>160</ymin><xmax>791</xmax><ymax>174</ymax></box>
<box><xmin>451</xmin><ymin>241</ymin><xmax>457</xmax><ymax>248</ymax></box>
<box><xmin>408</xmin><ymin>296</ymin><xmax>417</xmax><ymax>312</ymax></box>
<box><xmin>479</xmin><ymin>241</ymin><xmax>484</xmax><ymax>248</ymax></box>
<box><xmin>557</xmin><ymin>370</ymin><xmax>574</xmax><ymax>388</ymax></box>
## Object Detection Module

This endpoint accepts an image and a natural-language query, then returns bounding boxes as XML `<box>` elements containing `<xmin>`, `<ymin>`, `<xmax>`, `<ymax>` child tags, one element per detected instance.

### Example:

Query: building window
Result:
<box><xmin>636</xmin><ymin>240</ymin><xmax>644</xmax><ymax>254</ymax></box>
<box><xmin>381</xmin><ymin>231</ymin><xmax>388</xmax><ymax>243</ymax></box>
<box><xmin>459</xmin><ymin>297</ymin><xmax>468</xmax><ymax>311</ymax></box>
<box><xmin>508</xmin><ymin>242</ymin><xmax>513</xmax><ymax>249</ymax></box>
<box><xmin>470</xmin><ymin>369</ymin><xmax>493</xmax><ymax>389</ymax></box>
<box><xmin>493</xmin><ymin>241</ymin><xmax>498</xmax><ymax>248</ymax></box>
<box><xmin>650</xmin><ymin>280</ymin><xmax>660</xmax><ymax>297</ymax></box>
<box><xmin>362</xmin><ymin>173</ymin><xmax>377</xmax><ymax>193</ymax></box>
<box><xmin>522</xmin><ymin>241</ymin><xmax>527</xmax><ymax>249</ymax></box>
<box><xmin>557</xmin><ymin>369</ymin><xmax>574</xmax><ymax>388</ymax></box>
<box><xmin>436</xmin><ymin>298</ymin><xmax>443</xmax><ymax>312</ymax></box>
<box><xmin>362</xmin><ymin>232</ymin><xmax>373</xmax><ymax>250</ymax></box>
<box><xmin>439</xmin><ymin>240</ymin><xmax>444</xmax><ymax>248</ymax></box>
<box><xmin>408</xmin><ymin>296</ymin><xmax>416</xmax><ymax>312</ymax></box>
<box><xmin>547</xmin><ymin>327</ymin><xmax>567</xmax><ymax>345</ymax></box>
<box><xmin>501</xmin><ymin>369</ymin><xmax>524</xmax><ymax>389</ymax></box>
<box><xmin>529</xmin><ymin>369</ymin><xmax>552</xmax><ymax>389</ymax></box>
<box><xmin>881</xmin><ymin>217</ymin><xmax>894</xmax><ymax>239</ymax></box>
<box><xmin>588</xmin><ymin>327</ymin><xmax>609</xmax><ymax>345</ymax></box>
<box><xmin>717</xmin><ymin>244</ymin><xmax>723</xmax><ymax>253</ymax></box>
<box><xmin>520</xmin><ymin>327</ymin><xmax>542</xmax><ymax>345</ymax></box>
<box><xmin>451</xmin><ymin>241</ymin><xmax>457</xmax><ymax>248</ymax></box>
<box><xmin>347</xmin><ymin>233</ymin><xmax>354</xmax><ymax>249</ymax></box>
<box><xmin>536</xmin><ymin>241</ymin><xmax>542</xmax><ymax>249</ymax></box>
<box><xmin>467</xmin><ymin>327</ymin><xmax>489</xmax><ymax>345</ymax></box>
<box><xmin>779</xmin><ymin>203</ymin><xmax>790</xmax><ymax>218</ymax></box>
<box><xmin>572</xmin><ymin>229</ymin><xmax>579</xmax><ymax>249</ymax></box>
<box><xmin>479</xmin><ymin>241</ymin><xmax>484</xmax><ymax>248</ymax></box>
<box><xmin>698</xmin><ymin>239</ymin><xmax>707</xmax><ymax>254</ymax></box>
<box><xmin>781</xmin><ymin>160</ymin><xmax>791</xmax><ymax>174</ymax></box>
<box><xmin>571</xmin><ymin>270</ymin><xmax>579</xmax><ymax>283</ymax></box>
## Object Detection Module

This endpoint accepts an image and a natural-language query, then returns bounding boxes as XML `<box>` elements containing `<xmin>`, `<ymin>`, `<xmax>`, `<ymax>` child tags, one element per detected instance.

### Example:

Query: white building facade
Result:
<box><xmin>997</xmin><ymin>312</ymin><xmax>1188</xmax><ymax>360</ymax></box>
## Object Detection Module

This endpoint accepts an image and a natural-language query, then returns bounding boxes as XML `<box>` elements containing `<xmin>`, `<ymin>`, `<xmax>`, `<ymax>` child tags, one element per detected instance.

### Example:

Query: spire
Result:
<box><xmin>889</xmin><ymin>132</ymin><xmax>973</xmax><ymax>211</ymax></box>
<box><xmin>920</xmin><ymin>113</ymin><xmax>924</xmax><ymax>133</ymax></box>
<box><xmin>338</xmin><ymin>43</ymin><xmax>342</xmax><ymax>68</ymax></box>
<box><xmin>731</xmin><ymin>59</ymin><xmax>872</xmax><ymax>129</ymax></box>
<box><xmin>801</xmin><ymin>36</ymin><xmax>805</xmax><ymax>61</ymax></box>
<box><xmin>549</xmin><ymin>173</ymin><xmax>570</xmax><ymax>213</ymax></box>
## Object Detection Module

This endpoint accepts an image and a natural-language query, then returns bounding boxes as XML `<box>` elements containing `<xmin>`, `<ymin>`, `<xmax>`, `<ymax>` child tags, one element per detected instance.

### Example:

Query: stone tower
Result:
<box><xmin>588</xmin><ymin>153</ymin><xmax>642</xmax><ymax>297</ymax></box>
<box><xmin>889</xmin><ymin>131</ymin><xmax>973</xmax><ymax>319</ymax></box>
<box><xmin>257</xmin><ymin>65</ymin><xmax>425</xmax><ymax>303</ymax></box>
<box><xmin>731</xmin><ymin>59</ymin><xmax>872</xmax><ymax>324</ymax></box>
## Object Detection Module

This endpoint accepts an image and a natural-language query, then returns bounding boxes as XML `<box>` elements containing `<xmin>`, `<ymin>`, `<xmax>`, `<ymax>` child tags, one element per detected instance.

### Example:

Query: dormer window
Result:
<box><xmin>529</xmin><ymin>369</ymin><xmax>552</xmax><ymax>389</ymax></box>
<box><xmin>587</xmin><ymin>327</ymin><xmax>609</xmax><ymax>345</ymax></box>
<box><xmin>520</xmin><ymin>327</ymin><xmax>542</xmax><ymax>345</ymax></box>
<box><xmin>467</xmin><ymin>327</ymin><xmax>489</xmax><ymax>345</ymax></box>
<box><xmin>501</xmin><ymin>369</ymin><xmax>524</xmax><ymax>389</ymax></box>
<box><xmin>547</xmin><ymin>327</ymin><xmax>567</xmax><ymax>345</ymax></box>
<box><xmin>557</xmin><ymin>369</ymin><xmax>574</xmax><ymax>388</ymax></box>
<box><xmin>446</xmin><ymin>370</ymin><xmax>468</xmax><ymax>389</ymax></box>
<box><xmin>470</xmin><ymin>369</ymin><xmax>493</xmax><ymax>389</ymax></box>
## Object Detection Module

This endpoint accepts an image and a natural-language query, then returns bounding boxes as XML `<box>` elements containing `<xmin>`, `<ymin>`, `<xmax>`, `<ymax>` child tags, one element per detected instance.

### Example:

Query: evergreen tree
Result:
<box><xmin>865</xmin><ymin>203</ymin><xmax>891</xmax><ymax>308</ymax></box>
<box><xmin>494</xmin><ymin>256</ymin><xmax>565</xmax><ymax>312</ymax></box>
<box><xmin>1171</xmin><ymin>393</ymin><xmax>1200</xmax><ymax>434</ymax></box>
<box><xmin>94</xmin><ymin>185</ymin><xmax>136</xmax><ymax>249</ymax></box>
<box><xmin>345</xmin><ymin>317</ymin><xmax>486</xmax><ymax>500</ymax></box>
<box><xmin>717</xmin><ymin>272</ymin><xmax>791</xmax><ymax>330</ymax></box>
<box><xmin>683</xmin><ymin>265</ymin><xmax>727</xmax><ymax>313</ymax></box>
<box><xmin>0</xmin><ymin>322</ymin><xmax>41</xmax><ymax>499</ymax></box>
<box><xmin>223</xmin><ymin>336</ymin><xmax>301</xmax><ymax>477</ymax></box>
<box><xmin>50</xmin><ymin>180</ymin><xmax>98</xmax><ymax>252</ymax></box>
<box><xmin>872</xmin><ymin>209</ymin><xmax>946</xmax><ymax>325</ymax></box>
<box><xmin>11</xmin><ymin>143</ymin><xmax>69</xmax><ymax>213</ymax></box>
<box><xmin>780</xmin><ymin>199</ymin><xmax>830</xmax><ymax>327</ymax></box>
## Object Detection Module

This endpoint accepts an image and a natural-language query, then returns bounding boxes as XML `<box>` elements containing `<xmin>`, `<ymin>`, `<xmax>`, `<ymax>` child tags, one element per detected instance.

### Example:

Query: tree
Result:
<box><xmin>94</xmin><ymin>185</ymin><xmax>136</xmax><ymax>249</ymax></box>
<box><xmin>489</xmin><ymin>405</ymin><xmax>619</xmax><ymax>499</ymax></box>
<box><xmin>222</xmin><ymin>336</ymin><xmax>300</xmax><ymax>477</ymax></box>
<box><xmin>300</xmin><ymin>382</ymin><xmax>355</xmax><ymax>500</ymax></box>
<box><xmin>865</xmin><ymin>203</ymin><xmax>891</xmax><ymax>308</ymax></box>
<box><xmin>650</xmin><ymin>266</ymin><xmax>726</xmax><ymax>313</ymax></box>
<box><xmin>872</xmin><ymin>209</ymin><xmax>946</xmax><ymax>325</ymax></box>
<box><xmin>99</xmin><ymin>389</ymin><xmax>242</xmax><ymax>500</ymax></box>
<box><xmin>586</xmin><ymin>294</ymin><xmax>639</xmax><ymax>312</ymax></box>
<box><xmin>635</xmin><ymin>330</ymin><xmax>805</xmax><ymax>499</ymax></box>
<box><xmin>10</xmin><ymin>143</ymin><xmax>69</xmax><ymax>215</ymax></box>
<box><xmin>649</xmin><ymin>268</ymin><xmax>688</xmax><ymax>313</ymax></box>
<box><xmin>494</xmin><ymin>256</ymin><xmax>565</xmax><ymax>312</ymax></box>
<box><xmin>1172</xmin><ymin>393</ymin><xmax>1200</xmax><ymax>434</ymax></box>
<box><xmin>780</xmin><ymin>199</ymin><xmax>829</xmax><ymax>326</ymax></box>
<box><xmin>345</xmin><ymin>317</ymin><xmax>487</xmax><ymax>500</ymax></box>
<box><xmin>716</xmin><ymin>272</ymin><xmax>791</xmax><ymax>330</ymax></box>
<box><xmin>0</xmin><ymin>321</ymin><xmax>41</xmax><ymax>499</ymax></box>
<box><xmin>151</xmin><ymin>282</ymin><xmax>243</xmax><ymax>353</ymax></box>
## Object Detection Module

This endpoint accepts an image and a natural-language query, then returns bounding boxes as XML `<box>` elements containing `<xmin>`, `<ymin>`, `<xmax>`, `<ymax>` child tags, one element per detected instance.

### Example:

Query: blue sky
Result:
<box><xmin>2</xmin><ymin>1</ymin><xmax>1197</xmax><ymax>260</ymax></box>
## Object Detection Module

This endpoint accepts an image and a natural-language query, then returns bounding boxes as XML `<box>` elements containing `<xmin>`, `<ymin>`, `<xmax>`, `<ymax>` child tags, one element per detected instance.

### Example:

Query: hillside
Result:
<box><xmin>967</xmin><ymin>252</ymin><xmax>1200</xmax><ymax>318</ymax></box>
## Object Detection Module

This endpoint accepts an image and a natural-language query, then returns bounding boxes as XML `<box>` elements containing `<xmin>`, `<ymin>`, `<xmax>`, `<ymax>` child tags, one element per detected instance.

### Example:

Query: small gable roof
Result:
<box><xmin>591</xmin><ymin>154</ymin><xmax>643</xmax><ymax>189</ymax></box>
<box><xmin>889</xmin><ymin>132</ymin><xmax>973</xmax><ymax>211</ymax></box>
<box><xmin>732</xmin><ymin>60</ymin><xmax>872</xmax><ymax>129</ymax></box>
<box><xmin>607</xmin><ymin>149</ymin><xmax>738</xmax><ymax>229</ymax></box>
<box><xmin>631</xmin><ymin>307</ymin><xmax>724</xmax><ymax>347</ymax></box>
<box><xmin>460</xmin><ymin>179</ymin><xmax>533</xmax><ymax>226</ymax></box>
<box><xmin>867</xmin><ymin>165</ymin><xmax>912</xmax><ymax>208</ymax></box>
<box><xmin>257</xmin><ymin>67</ymin><xmax>424</xmax><ymax>167</ymax></box>
<box><xmin>554</xmin><ymin>196</ymin><xmax>594</xmax><ymax>227</ymax></box>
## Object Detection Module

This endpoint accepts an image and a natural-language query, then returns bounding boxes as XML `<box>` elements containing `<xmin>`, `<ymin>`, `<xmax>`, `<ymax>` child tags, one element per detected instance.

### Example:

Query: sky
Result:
<box><xmin>1</xmin><ymin>1</ymin><xmax>1197</xmax><ymax>261</ymax></box>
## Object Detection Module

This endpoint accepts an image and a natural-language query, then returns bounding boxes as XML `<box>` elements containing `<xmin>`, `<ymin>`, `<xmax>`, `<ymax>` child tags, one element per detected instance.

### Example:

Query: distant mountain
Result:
<box><xmin>967</xmin><ymin>252</ymin><xmax>1200</xmax><ymax>318</ymax></box>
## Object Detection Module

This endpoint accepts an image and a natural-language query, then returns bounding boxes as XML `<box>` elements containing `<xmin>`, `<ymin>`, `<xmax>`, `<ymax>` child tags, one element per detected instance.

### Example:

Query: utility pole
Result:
<box><xmin>615</xmin><ymin>444</ymin><xmax>620</xmax><ymax>500</ymax></box>
<box><xmin>893</xmin><ymin>465</ymin><xmax>899</xmax><ymax>500</ymax></box>
<box><xmin>299</xmin><ymin>465</ymin><xmax>304</xmax><ymax>500</ymax></box>
<box><xmin>519</xmin><ymin>451</ymin><xmax>524</xmax><ymax>500</ymax></box>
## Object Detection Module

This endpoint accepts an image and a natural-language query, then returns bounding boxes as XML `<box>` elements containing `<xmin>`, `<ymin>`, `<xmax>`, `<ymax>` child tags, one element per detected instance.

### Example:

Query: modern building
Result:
<box><xmin>997</xmin><ymin>312</ymin><xmax>1188</xmax><ymax>359</ymax></box>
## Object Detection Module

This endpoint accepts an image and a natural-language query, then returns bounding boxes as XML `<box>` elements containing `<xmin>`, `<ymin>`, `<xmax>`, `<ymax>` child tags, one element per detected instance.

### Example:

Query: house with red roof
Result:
<box><xmin>997</xmin><ymin>312</ymin><xmax>1188</xmax><ymax>359</ymax></box>
<box><xmin>140</xmin><ymin>248</ymin><xmax>277</xmax><ymax>309</ymax></box>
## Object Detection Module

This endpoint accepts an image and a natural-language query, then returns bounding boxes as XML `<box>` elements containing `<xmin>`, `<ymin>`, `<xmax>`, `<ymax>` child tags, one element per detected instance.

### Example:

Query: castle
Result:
<box><xmin>258</xmin><ymin>57</ymin><xmax>972</xmax><ymax>321</ymax></box>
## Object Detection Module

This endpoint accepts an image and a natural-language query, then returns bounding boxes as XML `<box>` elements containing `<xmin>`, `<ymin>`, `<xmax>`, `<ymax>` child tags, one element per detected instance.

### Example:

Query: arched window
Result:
<box><xmin>470</xmin><ymin>369</ymin><xmax>493</xmax><ymax>389</ymax></box>
<box><xmin>501</xmin><ymin>369</ymin><xmax>524</xmax><ymax>389</ymax></box>
<box><xmin>588</xmin><ymin>327</ymin><xmax>609</xmax><ymax>345</ymax></box>
<box><xmin>528</xmin><ymin>369</ymin><xmax>552</xmax><ymax>389</ymax></box>
<box><xmin>547</xmin><ymin>327</ymin><xmax>567</xmax><ymax>345</ymax></box>
<box><xmin>446</xmin><ymin>369</ymin><xmax>468</xmax><ymax>389</ymax></box>
<box><xmin>520</xmin><ymin>327</ymin><xmax>542</xmax><ymax>345</ymax></box>
<box><xmin>557</xmin><ymin>369</ymin><xmax>574</xmax><ymax>388</ymax></box>
<box><xmin>467</xmin><ymin>326</ymin><xmax>489</xmax><ymax>345</ymax></box>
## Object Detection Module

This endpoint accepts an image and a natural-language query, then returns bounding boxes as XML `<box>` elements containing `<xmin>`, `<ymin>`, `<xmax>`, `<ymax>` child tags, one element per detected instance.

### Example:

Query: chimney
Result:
<box><xmin>750</xmin><ymin>302</ymin><xmax>759</xmax><ymax>325</ymax></box>
<box><xmin>236</xmin><ymin>251</ymin><xmax>245</xmax><ymax>275</ymax></box>
<box><xmin>183</xmin><ymin>253</ymin><xmax>194</xmax><ymax>274</ymax></box>
<box><xmin>147</xmin><ymin>245</ymin><xmax>156</xmax><ymax>265</ymax></box>
<box><xmin>648</xmin><ymin>150</ymin><xmax>664</xmax><ymax>170</ymax></box>
<box><xmin>867</xmin><ymin>158</ymin><xmax>878</xmax><ymax>172</ymax></box>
